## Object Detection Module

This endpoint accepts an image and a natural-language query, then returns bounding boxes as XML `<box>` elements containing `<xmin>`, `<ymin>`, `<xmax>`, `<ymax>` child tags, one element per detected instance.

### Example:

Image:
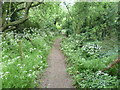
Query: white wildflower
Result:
<box><xmin>17</xmin><ymin>64</ymin><xmax>21</xmax><ymax>66</ymax></box>
<box><xmin>28</xmin><ymin>74</ymin><xmax>32</xmax><ymax>77</ymax></box>
<box><xmin>25</xmin><ymin>55</ymin><xmax>29</xmax><ymax>58</ymax></box>
<box><xmin>20</xmin><ymin>66</ymin><xmax>23</xmax><ymax>68</ymax></box>
<box><xmin>29</xmin><ymin>70</ymin><xmax>32</xmax><ymax>72</ymax></box>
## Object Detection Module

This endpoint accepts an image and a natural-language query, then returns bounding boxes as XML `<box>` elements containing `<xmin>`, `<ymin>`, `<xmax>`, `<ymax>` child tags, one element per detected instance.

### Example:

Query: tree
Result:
<box><xmin>1</xmin><ymin>1</ymin><xmax>44</xmax><ymax>32</ymax></box>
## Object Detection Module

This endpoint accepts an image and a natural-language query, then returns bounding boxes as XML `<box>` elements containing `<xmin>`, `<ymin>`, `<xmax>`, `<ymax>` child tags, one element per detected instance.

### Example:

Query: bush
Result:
<box><xmin>61</xmin><ymin>34</ymin><xmax>118</xmax><ymax>88</ymax></box>
<box><xmin>1</xmin><ymin>28</ymin><xmax>56</xmax><ymax>88</ymax></box>
<box><xmin>74</xmin><ymin>70</ymin><xmax>118</xmax><ymax>88</ymax></box>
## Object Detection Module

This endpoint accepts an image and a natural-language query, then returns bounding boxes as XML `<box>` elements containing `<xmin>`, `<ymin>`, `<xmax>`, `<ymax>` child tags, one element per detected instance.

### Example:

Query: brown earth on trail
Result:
<box><xmin>39</xmin><ymin>38</ymin><xmax>73</xmax><ymax>88</ymax></box>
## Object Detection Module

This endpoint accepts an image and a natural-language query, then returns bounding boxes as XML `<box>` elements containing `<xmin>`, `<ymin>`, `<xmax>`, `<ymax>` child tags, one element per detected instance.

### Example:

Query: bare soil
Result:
<box><xmin>40</xmin><ymin>38</ymin><xmax>73</xmax><ymax>88</ymax></box>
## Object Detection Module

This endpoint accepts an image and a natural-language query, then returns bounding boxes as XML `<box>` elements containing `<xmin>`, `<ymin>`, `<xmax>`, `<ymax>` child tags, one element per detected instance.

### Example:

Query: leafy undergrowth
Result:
<box><xmin>1</xmin><ymin>28</ymin><xmax>56</xmax><ymax>88</ymax></box>
<box><xmin>61</xmin><ymin>34</ymin><xmax>119</xmax><ymax>88</ymax></box>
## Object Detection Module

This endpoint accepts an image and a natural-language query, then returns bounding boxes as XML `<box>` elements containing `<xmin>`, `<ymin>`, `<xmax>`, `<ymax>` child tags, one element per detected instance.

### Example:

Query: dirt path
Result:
<box><xmin>40</xmin><ymin>38</ymin><xmax>73</xmax><ymax>88</ymax></box>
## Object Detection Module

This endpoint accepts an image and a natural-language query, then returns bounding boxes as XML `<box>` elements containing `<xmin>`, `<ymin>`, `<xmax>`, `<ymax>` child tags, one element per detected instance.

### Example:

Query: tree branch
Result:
<box><xmin>1</xmin><ymin>2</ymin><xmax>44</xmax><ymax>32</ymax></box>
<box><xmin>1</xmin><ymin>2</ymin><xmax>32</xmax><ymax>32</ymax></box>
<box><xmin>15</xmin><ymin>2</ymin><xmax>44</xmax><ymax>13</ymax></box>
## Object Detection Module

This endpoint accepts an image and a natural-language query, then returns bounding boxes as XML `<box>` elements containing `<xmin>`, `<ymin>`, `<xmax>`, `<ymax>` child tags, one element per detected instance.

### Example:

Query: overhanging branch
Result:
<box><xmin>1</xmin><ymin>2</ymin><xmax>32</xmax><ymax>32</ymax></box>
<box><xmin>1</xmin><ymin>1</ymin><xmax>44</xmax><ymax>32</ymax></box>
<box><xmin>14</xmin><ymin>2</ymin><xmax>44</xmax><ymax>13</ymax></box>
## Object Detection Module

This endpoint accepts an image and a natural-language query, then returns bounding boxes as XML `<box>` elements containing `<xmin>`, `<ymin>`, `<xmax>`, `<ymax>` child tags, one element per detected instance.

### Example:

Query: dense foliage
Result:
<box><xmin>61</xmin><ymin>2</ymin><xmax>119</xmax><ymax>88</ymax></box>
<box><xmin>61</xmin><ymin>34</ymin><xmax>118</xmax><ymax>88</ymax></box>
<box><xmin>1</xmin><ymin>1</ymin><xmax>119</xmax><ymax>89</ymax></box>
<box><xmin>1</xmin><ymin>28</ymin><xmax>56</xmax><ymax>88</ymax></box>
<box><xmin>1</xmin><ymin>2</ymin><xmax>60</xmax><ymax>88</ymax></box>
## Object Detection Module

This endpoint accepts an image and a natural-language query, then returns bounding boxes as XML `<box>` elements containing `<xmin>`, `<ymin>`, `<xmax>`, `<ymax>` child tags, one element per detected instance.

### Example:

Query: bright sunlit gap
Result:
<box><xmin>60</xmin><ymin>0</ymin><xmax>75</xmax><ymax>11</ymax></box>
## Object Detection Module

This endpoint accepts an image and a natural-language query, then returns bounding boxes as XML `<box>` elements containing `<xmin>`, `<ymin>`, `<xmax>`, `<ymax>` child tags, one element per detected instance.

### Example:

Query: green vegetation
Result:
<box><xmin>1</xmin><ymin>2</ymin><xmax>60</xmax><ymax>88</ymax></box>
<box><xmin>61</xmin><ymin>34</ymin><xmax>118</xmax><ymax>88</ymax></box>
<box><xmin>1</xmin><ymin>1</ymin><xmax>119</xmax><ymax>89</ymax></box>
<box><xmin>1</xmin><ymin>28</ymin><xmax>56</xmax><ymax>88</ymax></box>
<box><xmin>61</xmin><ymin>2</ymin><xmax>119</xmax><ymax>88</ymax></box>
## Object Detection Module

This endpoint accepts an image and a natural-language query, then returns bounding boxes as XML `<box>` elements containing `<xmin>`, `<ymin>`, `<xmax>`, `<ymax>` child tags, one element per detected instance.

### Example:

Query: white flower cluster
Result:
<box><xmin>97</xmin><ymin>71</ymin><xmax>108</xmax><ymax>76</ymax></box>
<box><xmin>82</xmin><ymin>43</ymin><xmax>102</xmax><ymax>55</ymax></box>
<box><xmin>30</xmin><ymin>48</ymin><xmax>36</xmax><ymax>52</ymax></box>
<box><xmin>1</xmin><ymin>27</ymin><xmax>54</xmax><ymax>88</ymax></box>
